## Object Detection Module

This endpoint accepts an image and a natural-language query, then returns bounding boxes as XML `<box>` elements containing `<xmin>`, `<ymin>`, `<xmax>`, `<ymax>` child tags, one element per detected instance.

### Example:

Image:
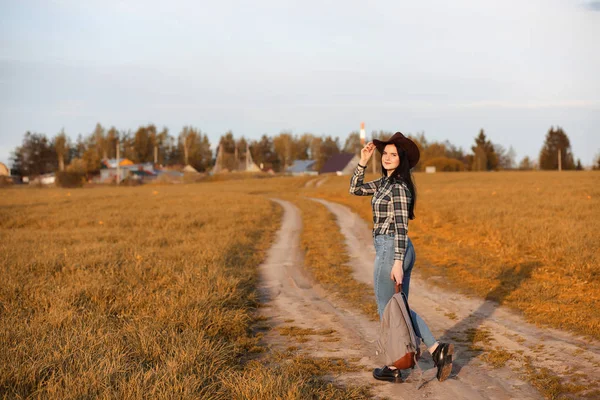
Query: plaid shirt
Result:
<box><xmin>349</xmin><ymin>165</ymin><xmax>411</xmax><ymax>264</ymax></box>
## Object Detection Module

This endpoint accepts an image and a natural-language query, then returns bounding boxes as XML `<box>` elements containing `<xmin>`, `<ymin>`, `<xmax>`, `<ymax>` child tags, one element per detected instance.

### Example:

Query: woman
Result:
<box><xmin>349</xmin><ymin>132</ymin><xmax>453</xmax><ymax>383</ymax></box>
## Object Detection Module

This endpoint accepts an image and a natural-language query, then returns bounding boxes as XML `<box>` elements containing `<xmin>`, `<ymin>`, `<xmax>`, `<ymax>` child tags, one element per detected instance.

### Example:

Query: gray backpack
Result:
<box><xmin>376</xmin><ymin>287</ymin><xmax>421</xmax><ymax>370</ymax></box>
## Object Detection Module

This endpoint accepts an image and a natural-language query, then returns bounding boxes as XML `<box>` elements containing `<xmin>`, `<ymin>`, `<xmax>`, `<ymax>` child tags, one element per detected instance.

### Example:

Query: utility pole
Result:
<box><xmin>246</xmin><ymin>143</ymin><xmax>250</xmax><ymax>171</ymax></box>
<box><xmin>116</xmin><ymin>136</ymin><xmax>120</xmax><ymax>185</ymax></box>
<box><xmin>558</xmin><ymin>148</ymin><xmax>562</xmax><ymax>171</ymax></box>
<box><xmin>234</xmin><ymin>145</ymin><xmax>239</xmax><ymax>171</ymax></box>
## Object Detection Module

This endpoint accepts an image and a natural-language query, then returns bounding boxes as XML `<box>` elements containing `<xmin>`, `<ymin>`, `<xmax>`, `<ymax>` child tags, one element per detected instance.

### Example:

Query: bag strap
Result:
<box><xmin>414</xmin><ymin>353</ymin><xmax>425</xmax><ymax>390</ymax></box>
<box><xmin>396</xmin><ymin>283</ymin><xmax>426</xmax><ymax>389</ymax></box>
<box><xmin>394</xmin><ymin>282</ymin><xmax>401</xmax><ymax>294</ymax></box>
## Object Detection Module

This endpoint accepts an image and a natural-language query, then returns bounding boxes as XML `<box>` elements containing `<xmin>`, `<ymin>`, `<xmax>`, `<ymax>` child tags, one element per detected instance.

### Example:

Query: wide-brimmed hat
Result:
<box><xmin>373</xmin><ymin>132</ymin><xmax>420</xmax><ymax>168</ymax></box>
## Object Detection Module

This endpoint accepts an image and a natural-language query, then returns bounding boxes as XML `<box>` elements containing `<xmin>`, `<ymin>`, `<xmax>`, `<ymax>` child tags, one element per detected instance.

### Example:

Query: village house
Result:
<box><xmin>286</xmin><ymin>160</ymin><xmax>318</xmax><ymax>176</ymax></box>
<box><xmin>319</xmin><ymin>153</ymin><xmax>360</xmax><ymax>175</ymax></box>
<box><xmin>0</xmin><ymin>162</ymin><xmax>9</xmax><ymax>177</ymax></box>
<box><xmin>99</xmin><ymin>158</ymin><xmax>157</xmax><ymax>183</ymax></box>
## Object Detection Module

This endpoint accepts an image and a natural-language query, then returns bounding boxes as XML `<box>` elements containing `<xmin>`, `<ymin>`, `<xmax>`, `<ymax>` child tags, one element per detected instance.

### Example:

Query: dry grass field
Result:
<box><xmin>1</xmin><ymin>170</ymin><xmax>598</xmax><ymax>398</ymax></box>
<box><xmin>0</xmin><ymin>179</ymin><xmax>371</xmax><ymax>399</ymax></box>
<box><xmin>307</xmin><ymin>171</ymin><xmax>600</xmax><ymax>340</ymax></box>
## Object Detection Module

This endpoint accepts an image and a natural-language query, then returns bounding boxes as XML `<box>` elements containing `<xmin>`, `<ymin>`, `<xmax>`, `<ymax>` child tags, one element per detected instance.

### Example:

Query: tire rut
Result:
<box><xmin>312</xmin><ymin>197</ymin><xmax>600</xmax><ymax>399</ymax></box>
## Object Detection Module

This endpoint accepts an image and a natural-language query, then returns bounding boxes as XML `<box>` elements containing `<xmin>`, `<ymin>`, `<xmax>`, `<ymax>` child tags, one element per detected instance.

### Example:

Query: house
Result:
<box><xmin>0</xmin><ymin>162</ymin><xmax>9</xmax><ymax>176</ymax></box>
<box><xmin>212</xmin><ymin>143</ymin><xmax>261</xmax><ymax>173</ymax></box>
<box><xmin>99</xmin><ymin>159</ymin><xmax>156</xmax><ymax>183</ymax></box>
<box><xmin>183</xmin><ymin>164</ymin><xmax>199</xmax><ymax>173</ymax></box>
<box><xmin>101</xmin><ymin>158</ymin><xmax>134</xmax><ymax>168</ymax></box>
<box><xmin>27</xmin><ymin>173</ymin><xmax>55</xmax><ymax>185</ymax></box>
<box><xmin>319</xmin><ymin>153</ymin><xmax>360</xmax><ymax>175</ymax></box>
<box><xmin>286</xmin><ymin>160</ymin><xmax>318</xmax><ymax>176</ymax></box>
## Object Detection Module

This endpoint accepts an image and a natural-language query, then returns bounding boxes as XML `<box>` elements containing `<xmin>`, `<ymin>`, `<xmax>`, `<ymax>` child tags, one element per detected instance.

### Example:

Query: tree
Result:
<box><xmin>423</xmin><ymin>142</ymin><xmax>446</xmax><ymax>160</ymax></box>
<box><xmin>472</xmin><ymin>145</ymin><xmax>488</xmax><ymax>171</ymax></box>
<box><xmin>495</xmin><ymin>144</ymin><xmax>517</xmax><ymax>170</ymax></box>
<box><xmin>72</xmin><ymin>134</ymin><xmax>87</xmax><ymax>159</ymax></box>
<box><xmin>443</xmin><ymin>141</ymin><xmax>464</xmax><ymax>160</ymax></box>
<box><xmin>53</xmin><ymin>129</ymin><xmax>70</xmax><ymax>172</ymax></box>
<box><xmin>106</xmin><ymin>127</ymin><xmax>119</xmax><ymax>159</ymax></box>
<box><xmin>594</xmin><ymin>152</ymin><xmax>600</xmax><ymax>170</ymax></box>
<box><xmin>518</xmin><ymin>156</ymin><xmax>533</xmax><ymax>170</ymax></box>
<box><xmin>215</xmin><ymin>131</ymin><xmax>238</xmax><ymax>171</ymax></box>
<box><xmin>163</xmin><ymin>135</ymin><xmax>181</xmax><ymax>166</ymax></box>
<box><xmin>219</xmin><ymin>131</ymin><xmax>236</xmax><ymax>153</ymax></box>
<box><xmin>150</xmin><ymin>126</ymin><xmax>169</xmax><ymax>164</ymax></box>
<box><xmin>273</xmin><ymin>132</ymin><xmax>296</xmax><ymax>170</ymax></box>
<box><xmin>179</xmin><ymin>126</ymin><xmax>211</xmax><ymax>170</ymax></box>
<box><xmin>295</xmin><ymin>133</ymin><xmax>313</xmax><ymax>160</ymax></box>
<box><xmin>308</xmin><ymin>135</ymin><xmax>322</xmax><ymax>168</ymax></box>
<box><xmin>539</xmin><ymin>126</ymin><xmax>575</xmax><ymax>170</ymax></box>
<box><xmin>236</xmin><ymin>137</ymin><xmax>248</xmax><ymax>159</ymax></box>
<box><xmin>506</xmin><ymin>146</ymin><xmax>517</xmax><ymax>170</ymax></box>
<box><xmin>119</xmin><ymin>130</ymin><xmax>134</xmax><ymax>161</ymax></box>
<box><xmin>343</xmin><ymin>131</ymin><xmax>362</xmax><ymax>155</ymax></box>
<box><xmin>250</xmin><ymin>135</ymin><xmax>278</xmax><ymax>171</ymax></box>
<box><xmin>409</xmin><ymin>131</ymin><xmax>428</xmax><ymax>151</ymax></box>
<box><xmin>471</xmin><ymin>129</ymin><xmax>498</xmax><ymax>170</ymax></box>
<box><xmin>131</xmin><ymin>124</ymin><xmax>155</xmax><ymax>163</ymax></box>
<box><xmin>81</xmin><ymin>148</ymin><xmax>102</xmax><ymax>176</ymax></box>
<box><xmin>10</xmin><ymin>132</ymin><xmax>56</xmax><ymax>177</ymax></box>
<box><xmin>575</xmin><ymin>159</ymin><xmax>583</xmax><ymax>171</ymax></box>
<box><xmin>194</xmin><ymin>134</ymin><xmax>212</xmax><ymax>171</ymax></box>
<box><xmin>316</xmin><ymin>136</ymin><xmax>340</xmax><ymax>171</ymax></box>
<box><xmin>92</xmin><ymin>123</ymin><xmax>108</xmax><ymax>160</ymax></box>
<box><xmin>181</xmin><ymin>127</ymin><xmax>211</xmax><ymax>171</ymax></box>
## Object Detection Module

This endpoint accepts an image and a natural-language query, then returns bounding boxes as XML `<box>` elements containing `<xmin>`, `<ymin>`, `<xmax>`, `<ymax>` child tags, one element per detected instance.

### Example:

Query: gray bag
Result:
<box><xmin>376</xmin><ymin>286</ymin><xmax>421</xmax><ymax>370</ymax></box>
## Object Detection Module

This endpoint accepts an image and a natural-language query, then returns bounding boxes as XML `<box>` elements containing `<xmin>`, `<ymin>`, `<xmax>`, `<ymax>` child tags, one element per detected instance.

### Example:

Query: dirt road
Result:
<box><xmin>258</xmin><ymin>198</ymin><xmax>599</xmax><ymax>399</ymax></box>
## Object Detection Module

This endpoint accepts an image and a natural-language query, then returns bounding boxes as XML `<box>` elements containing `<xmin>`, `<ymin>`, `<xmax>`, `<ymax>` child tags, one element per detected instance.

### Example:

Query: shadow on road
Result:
<box><xmin>438</xmin><ymin>261</ymin><xmax>540</xmax><ymax>375</ymax></box>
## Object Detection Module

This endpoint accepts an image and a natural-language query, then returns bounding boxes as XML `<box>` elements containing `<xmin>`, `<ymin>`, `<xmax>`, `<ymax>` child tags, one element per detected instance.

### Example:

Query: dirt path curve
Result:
<box><xmin>259</xmin><ymin>199</ymin><xmax>542</xmax><ymax>399</ymax></box>
<box><xmin>303</xmin><ymin>177</ymin><xmax>329</xmax><ymax>188</ymax></box>
<box><xmin>312</xmin><ymin>197</ymin><xmax>600</xmax><ymax>399</ymax></box>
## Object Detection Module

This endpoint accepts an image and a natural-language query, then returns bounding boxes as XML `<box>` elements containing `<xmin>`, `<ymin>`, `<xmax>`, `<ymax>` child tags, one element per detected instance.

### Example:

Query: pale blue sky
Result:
<box><xmin>1</xmin><ymin>0</ymin><xmax>599</xmax><ymax>167</ymax></box>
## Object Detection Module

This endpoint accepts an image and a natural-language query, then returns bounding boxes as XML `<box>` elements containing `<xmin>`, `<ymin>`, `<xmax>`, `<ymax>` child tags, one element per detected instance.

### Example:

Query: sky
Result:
<box><xmin>1</xmin><ymin>0</ymin><xmax>599</xmax><ymax>168</ymax></box>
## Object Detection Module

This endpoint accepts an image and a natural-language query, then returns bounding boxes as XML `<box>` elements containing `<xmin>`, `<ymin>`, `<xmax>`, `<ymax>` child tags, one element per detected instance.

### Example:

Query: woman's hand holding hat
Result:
<box><xmin>360</xmin><ymin>142</ymin><xmax>375</xmax><ymax>165</ymax></box>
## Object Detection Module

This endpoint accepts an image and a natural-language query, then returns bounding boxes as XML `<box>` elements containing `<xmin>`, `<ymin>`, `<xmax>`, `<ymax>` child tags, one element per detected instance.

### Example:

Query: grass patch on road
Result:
<box><xmin>523</xmin><ymin>357</ymin><xmax>588</xmax><ymax>400</ymax></box>
<box><xmin>482</xmin><ymin>348</ymin><xmax>513</xmax><ymax>369</ymax></box>
<box><xmin>281</xmin><ymin>196</ymin><xmax>379</xmax><ymax>320</ymax></box>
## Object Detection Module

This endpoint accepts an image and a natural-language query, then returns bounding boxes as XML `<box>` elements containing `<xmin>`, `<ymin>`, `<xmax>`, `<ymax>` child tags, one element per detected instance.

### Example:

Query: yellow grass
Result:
<box><xmin>306</xmin><ymin>171</ymin><xmax>600</xmax><ymax>339</ymax></box>
<box><xmin>0</xmin><ymin>181</ymin><xmax>368</xmax><ymax>399</ymax></box>
<box><xmin>2</xmin><ymin>170</ymin><xmax>599</xmax><ymax>397</ymax></box>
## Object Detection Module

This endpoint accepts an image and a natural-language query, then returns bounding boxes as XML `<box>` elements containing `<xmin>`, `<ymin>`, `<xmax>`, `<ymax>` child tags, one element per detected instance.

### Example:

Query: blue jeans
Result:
<box><xmin>373</xmin><ymin>234</ymin><xmax>436</xmax><ymax>348</ymax></box>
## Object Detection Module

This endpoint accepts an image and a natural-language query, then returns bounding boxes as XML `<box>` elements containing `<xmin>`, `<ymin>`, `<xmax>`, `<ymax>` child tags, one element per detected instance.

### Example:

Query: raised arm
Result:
<box><xmin>390</xmin><ymin>183</ymin><xmax>411</xmax><ymax>265</ymax></box>
<box><xmin>349</xmin><ymin>164</ymin><xmax>380</xmax><ymax>196</ymax></box>
<box><xmin>349</xmin><ymin>141</ymin><xmax>380</xmax><ymax>196</ymax></box>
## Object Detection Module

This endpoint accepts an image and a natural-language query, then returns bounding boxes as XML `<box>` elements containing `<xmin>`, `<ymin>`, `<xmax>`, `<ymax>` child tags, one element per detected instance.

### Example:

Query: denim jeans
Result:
<box><xmin>373</xmin><ymin>234</ymin><xmax>436</xmax><ymax>348</ymax></box>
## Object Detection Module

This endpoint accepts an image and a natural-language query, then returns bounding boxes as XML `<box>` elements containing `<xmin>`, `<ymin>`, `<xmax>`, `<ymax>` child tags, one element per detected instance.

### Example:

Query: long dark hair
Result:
<box><xmin>380</xmin><ymin>145</ymin><xmax>417</xmax><ymax>220</ymax></box>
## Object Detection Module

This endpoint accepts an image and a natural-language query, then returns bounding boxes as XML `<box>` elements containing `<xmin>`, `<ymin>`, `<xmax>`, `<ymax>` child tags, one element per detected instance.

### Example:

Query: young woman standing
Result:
<box><xmin>349</xmin><ymin>132</ymin><xmax>453</xmax><ymax>383</ymax></box>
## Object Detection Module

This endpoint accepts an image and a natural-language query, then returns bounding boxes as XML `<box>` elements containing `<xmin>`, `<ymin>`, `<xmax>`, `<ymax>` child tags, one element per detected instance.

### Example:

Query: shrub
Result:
<box><xmin>55</xmin><ymin>171</ymin><xmax>85</xmax><ymax>188</ymax></box>
<box><xmin>0</xmin><ymin>176</ymin><xmax>14</xmax><ymax>187</ymax></box>
<box><xmin>424</xmin><ymin>157</ymin><xmax>465</xmax><ymax>172</ymax></box>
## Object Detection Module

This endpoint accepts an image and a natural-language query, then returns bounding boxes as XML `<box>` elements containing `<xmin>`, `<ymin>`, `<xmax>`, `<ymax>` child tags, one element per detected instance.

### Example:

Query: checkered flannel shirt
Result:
<box><xmin>349</xmin><ymin>164</ymin><xmax>411</xmax><ymax>264</ymax></box>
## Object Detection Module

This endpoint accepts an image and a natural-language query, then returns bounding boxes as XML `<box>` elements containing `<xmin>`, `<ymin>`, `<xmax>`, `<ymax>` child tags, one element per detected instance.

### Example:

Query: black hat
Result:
<box><xmin>373</xmin><ymin>132</ymin><xmax>420</xmax><ymax>168</ymax></box>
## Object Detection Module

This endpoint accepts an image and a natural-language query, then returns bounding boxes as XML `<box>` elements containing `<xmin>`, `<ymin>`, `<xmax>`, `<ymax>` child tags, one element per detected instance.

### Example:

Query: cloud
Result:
<box><xmin>583</xmin><ymin>0</ymin><xmax>600</xmax><ymax>11</ymax></box>
<box><xmin>451</xmin><ymin>100</ymin><xmax>600</xmax><ymax>110</ymax></box>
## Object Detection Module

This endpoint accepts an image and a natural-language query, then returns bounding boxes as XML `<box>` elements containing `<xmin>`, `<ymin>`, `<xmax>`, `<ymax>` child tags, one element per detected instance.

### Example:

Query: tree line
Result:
<box><xmin>8</xmin><ymin>123</ymin><xmax>595</xmax><ymax>178</ymax></box>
